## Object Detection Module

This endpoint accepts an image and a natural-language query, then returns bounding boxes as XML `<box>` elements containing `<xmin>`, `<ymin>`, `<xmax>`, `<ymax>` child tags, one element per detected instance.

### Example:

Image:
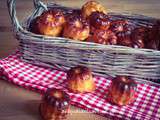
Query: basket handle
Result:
<box><xmin>7</xmin><ymin>0</ymin><xmax>23</xmax><ymax>32</ymax></box>
<box><xmin>33</xmin><ymin>0</ymin><xmax>47</xmax><ymax>9</ymax></box>
<box><xmin>7</xmin><ymin>0</ymin><xmax>47</xmax><ymax>32</ymax></box>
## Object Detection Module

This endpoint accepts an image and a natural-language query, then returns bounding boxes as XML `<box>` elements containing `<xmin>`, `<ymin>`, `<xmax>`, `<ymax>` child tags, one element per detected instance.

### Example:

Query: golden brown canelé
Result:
<box><xmin>144</xmin><ymin>21</ymin><xmax>160</xmax><ymax>50</ymax></box>
<box><xmin>81</xmin><ymin>0</ymin><xmax>107</xmax><ymax>18</ymax></box>
<box><xmin>107</xmin><ymin>76</ymin><xmax>137</xmax><ymax>106</ymax></box>
<box><xmin>67</xmin><ymin>66</ymin><xmax>96</xmax><ymax>93</ymax></box>
<box><xmin>110</xmin><ymin>20</ymin><xmax>130</xmax><ymax>34</ymax></box>
<box><xmin>40</xmin><ymin>88</ymin><xmax>70</xmax><ymax>120</ymax></box>
<box><xmin>87</xmin><ymin>29</ymin><xmax>117</xmax><ymax>45</ymax></box>
<box><xmin>131</xmin><ymin>27</ymin><xmax>146</xmax><ymax>48</ymax></box>
<box><xmin>110</xmin><ymin>20</ymin><xmax>136</xmax><ymax>47</ymax></box>
<box><xmin>63</xmin><ymin>15</ymin><xmax>90</xmax><ymax>41</ymax></box>
<box><xmin>36</xmin><ymin>9</ymin><xmax>66</xmax><ymax>37</ymax></box>
<box><xmin>89</xmin><ymin>11</ymin><xmax>111</xmax><ymax>31</ymax></box>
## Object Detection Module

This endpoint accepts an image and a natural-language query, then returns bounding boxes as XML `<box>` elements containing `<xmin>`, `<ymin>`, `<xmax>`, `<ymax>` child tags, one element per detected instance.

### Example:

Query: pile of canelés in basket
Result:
<box><xmin>30</xmin><ymin>1</ymin><xmax>160</xmax><ymax>50</ymax></box>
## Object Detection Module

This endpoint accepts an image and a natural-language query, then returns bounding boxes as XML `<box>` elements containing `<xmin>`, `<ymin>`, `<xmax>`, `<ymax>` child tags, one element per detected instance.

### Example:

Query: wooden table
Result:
<box><xmin>0</xmin><ymin>0</ymin><xmax>160</xmax><ymax>120</ymax></box>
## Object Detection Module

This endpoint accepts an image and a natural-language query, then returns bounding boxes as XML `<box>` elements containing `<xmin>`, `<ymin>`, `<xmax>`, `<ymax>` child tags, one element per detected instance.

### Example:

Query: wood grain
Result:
<box><xmin>0</xmin><ymin>0</ymin><xmax>160</xmax><ymax>120</ymax></box>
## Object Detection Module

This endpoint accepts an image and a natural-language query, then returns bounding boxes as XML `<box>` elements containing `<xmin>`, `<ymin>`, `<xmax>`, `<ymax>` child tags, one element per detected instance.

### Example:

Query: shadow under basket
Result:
<box><xmin>8</xmin><ymin>0</ymin><xmax>160</xmax><ymax>85</ymax></box>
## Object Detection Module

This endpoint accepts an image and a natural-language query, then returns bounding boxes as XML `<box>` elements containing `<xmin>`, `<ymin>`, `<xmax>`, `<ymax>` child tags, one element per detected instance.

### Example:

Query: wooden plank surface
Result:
<box><xmin>0</xmin><ymin>0</ymin><xmax>160</xmax><ymax>120</ymax></box>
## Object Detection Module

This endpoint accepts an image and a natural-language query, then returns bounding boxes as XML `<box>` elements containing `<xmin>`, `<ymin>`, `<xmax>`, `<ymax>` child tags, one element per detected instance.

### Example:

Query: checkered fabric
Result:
<box><xmin>0</xmin><ymin>51</ymin><xmax>160</xmax><ymax>120</ymax></box>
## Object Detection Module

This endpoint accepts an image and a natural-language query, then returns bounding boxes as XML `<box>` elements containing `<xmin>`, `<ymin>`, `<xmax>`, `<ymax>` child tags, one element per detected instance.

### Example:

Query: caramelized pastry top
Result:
<box><xmin>43</xmin><ymin>88</ymin><xmax>70</xmax><ymax>110</ymax></box>
<box><xmin>82</xmin><ymin>0</ymin><xmax>107</xmax><ymax>18</ymax></box>
<box><xmin>89</xmin><ymin>11</ymin><xmax>111</xmax><ymax>31</ymax></box>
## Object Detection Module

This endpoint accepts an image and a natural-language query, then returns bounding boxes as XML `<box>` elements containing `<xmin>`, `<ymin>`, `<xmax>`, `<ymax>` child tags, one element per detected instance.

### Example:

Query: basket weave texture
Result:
<box><xmin>7</xmin><ymin>0</ymin><xmax>160</xmax><ymax>85</ymax></box>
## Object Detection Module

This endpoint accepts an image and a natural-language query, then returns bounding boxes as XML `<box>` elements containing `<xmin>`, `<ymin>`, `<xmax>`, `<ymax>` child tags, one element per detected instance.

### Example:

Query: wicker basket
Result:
<box><xmin>7</xmin><ymin>0</ymin><xmax>160</xmax><ymax>85</ymax></box>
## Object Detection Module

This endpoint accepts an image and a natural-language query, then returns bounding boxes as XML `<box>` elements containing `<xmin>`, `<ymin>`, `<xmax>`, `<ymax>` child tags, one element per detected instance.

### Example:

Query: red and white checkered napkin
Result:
<box><xmin>0</xmin><ymin>52</ymin><xmax>160</xmax><ymax>120</ymax></box>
